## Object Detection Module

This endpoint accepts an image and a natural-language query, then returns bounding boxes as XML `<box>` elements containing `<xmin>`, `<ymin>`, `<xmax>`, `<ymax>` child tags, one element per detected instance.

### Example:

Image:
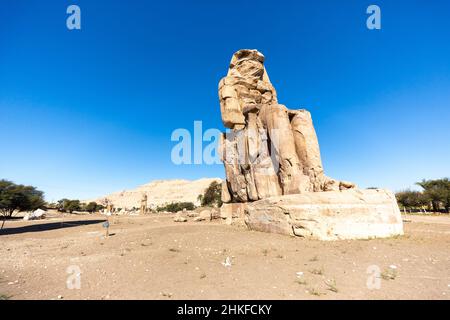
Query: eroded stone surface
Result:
<box><xmin>245</xmin><ymin>189</ymin><xmax>404</xmax><ymax>240</ymax></box>
<box><xmin>220</xmin><ymin>202</ymin><xmax>247</xmax><ymax>225</ymax></box>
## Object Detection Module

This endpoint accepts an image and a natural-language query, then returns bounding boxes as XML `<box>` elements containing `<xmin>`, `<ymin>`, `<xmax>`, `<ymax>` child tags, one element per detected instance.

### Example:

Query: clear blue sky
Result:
<box><xmin>1</xmin><ymin>0</ymin><xmax>449</xmax><ymax>202</ymax></box>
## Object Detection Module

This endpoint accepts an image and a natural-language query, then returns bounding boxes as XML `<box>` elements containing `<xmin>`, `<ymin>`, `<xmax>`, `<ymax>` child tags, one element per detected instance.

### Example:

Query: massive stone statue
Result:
<box><xmin>219</xmin><ymin>49</ymin><xmax>404</xmax><ymax>240</ymax></box>
<box><xmin>219</xmin><ymin>49</ymin><xmax>355</xmax><ymax>201</ymax></box>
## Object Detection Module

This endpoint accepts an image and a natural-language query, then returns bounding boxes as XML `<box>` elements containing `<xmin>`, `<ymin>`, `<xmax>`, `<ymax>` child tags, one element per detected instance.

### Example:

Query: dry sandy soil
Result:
<box><xmin>0</xmin><ymin>212</ymin><xmax>449</xmax><ymax>300</ymax></box>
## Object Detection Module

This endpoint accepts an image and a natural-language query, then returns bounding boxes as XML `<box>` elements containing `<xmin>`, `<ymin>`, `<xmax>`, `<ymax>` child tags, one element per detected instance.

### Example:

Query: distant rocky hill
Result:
<box><xmin>90</xmin><ymin>178</ymin><xmax>221</xmax><ymax>210</ymax></box>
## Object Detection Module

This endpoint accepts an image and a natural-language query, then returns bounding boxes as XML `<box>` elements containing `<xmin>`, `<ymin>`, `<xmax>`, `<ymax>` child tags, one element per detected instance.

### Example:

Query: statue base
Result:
<box><xmin>243</xmin><ymin>189</ymin><xmax>404</xmax><ymax>241</ymax></box>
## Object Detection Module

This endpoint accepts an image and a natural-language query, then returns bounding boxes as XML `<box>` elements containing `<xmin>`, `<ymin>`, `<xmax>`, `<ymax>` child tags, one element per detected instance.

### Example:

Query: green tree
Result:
<box><xmin>416</xmin><ymin>178</ymin><xmax>450</xmax><ymax>213</ymax></box>
<box><xmin>201</xmin><ymin>181</ymin><xmax>222</xmax><ymax>207</ymax></box>
<box><xmin>156</xmin><ymin>202</ymin><xmax>195</xmax><ymax>213</ymax></box>
<box><xmin>57</xmin><ymin>199</ymin><xmax>82</xmax><ymax>213</ymax></box>
<box><xmin>57</xmin><ymin>199</ymin><xmax>69</xmax><ymax>212</ymax></box>
<box><xmin>395</xmin><ymin>190</ymin><xmax>428</xmax><ymax>211</ymax></box>
<box><xmin>46</xmin><ymin>202</ymin><xmax>58</xmax><ymax>210</ymax></box>
<box><xmin>85</xmin><ymin>202</ymin><xmax>101</xmax><ymax>213</ymax></box>
<box><xmin>66</xmin><ymin>200</ymin><xmax>81</xmax><ymax>213</ymax></box>
<box><xmin>0</xmin><ymin>180</ymin><xmax>45</xmax><ymax>228</ymax></box>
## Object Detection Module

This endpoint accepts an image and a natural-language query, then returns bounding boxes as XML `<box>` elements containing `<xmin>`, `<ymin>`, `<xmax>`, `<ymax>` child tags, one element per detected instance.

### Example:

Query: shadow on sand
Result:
<box><xmin>0</xmin><ymin>219</ymin><xmax>107</xmax><ymax>236</ymax></box>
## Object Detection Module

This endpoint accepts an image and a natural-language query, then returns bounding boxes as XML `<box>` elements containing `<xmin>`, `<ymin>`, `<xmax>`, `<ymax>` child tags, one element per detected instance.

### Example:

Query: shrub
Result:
<box><xmin>201</xmin><ymin>181</ymin><xmax>222</xmax><ymax>207</ymax></box>
<box><xmin>156</xmin><ymin>202</ymin><xmax>195</xmax><ymax>213</ymax></box>
<box><xmin>395</xmin><ymin>190</ymin><xmax>428</xmax><ymax>211</ymax></box>
<box><xmin>84</xmin><ymin>201</ymin><xmax>104</xmax><ymax>213</ymax></box>
<box><xmin>57</xmin><ymin>199</ymin><xmax>82</xmax><ymax>213</ymax></box>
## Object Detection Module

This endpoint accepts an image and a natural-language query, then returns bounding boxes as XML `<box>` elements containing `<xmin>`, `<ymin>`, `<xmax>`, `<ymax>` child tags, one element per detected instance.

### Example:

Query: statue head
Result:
<box><xmin>229</xmin><ymin>49</ymin><xmax>265</xmax><ymax>79</ymax></box>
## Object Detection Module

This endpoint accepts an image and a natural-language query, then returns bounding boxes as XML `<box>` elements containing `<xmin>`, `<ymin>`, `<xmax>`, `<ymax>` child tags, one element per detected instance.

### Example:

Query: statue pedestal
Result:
<box><xmin>244</xmin><ymin>189</ymin><xmax>404</xmax><ymax>241</ymax></box>
<box><xmin>220</xmin><ymin>202</ymin><xmax>247</xmax><ymax>225</ymax></box>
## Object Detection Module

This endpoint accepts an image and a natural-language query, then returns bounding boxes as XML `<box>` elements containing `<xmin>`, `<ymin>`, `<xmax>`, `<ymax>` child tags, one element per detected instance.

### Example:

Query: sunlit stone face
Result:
<box><xmin>235</xmin><ymin>59</ymin><xmax>264</xmax><ymax>79</ymax></box>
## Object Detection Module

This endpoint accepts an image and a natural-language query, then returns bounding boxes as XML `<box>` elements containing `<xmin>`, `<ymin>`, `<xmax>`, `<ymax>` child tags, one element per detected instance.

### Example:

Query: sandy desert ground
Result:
<box><xmin>0</xmin><ymin>212</ymin><xmax>449</xmax><ymax>300</ymax></box>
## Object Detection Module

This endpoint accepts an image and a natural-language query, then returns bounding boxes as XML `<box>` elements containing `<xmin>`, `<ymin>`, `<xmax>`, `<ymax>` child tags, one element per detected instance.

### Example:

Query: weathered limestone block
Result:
<box><xmin>245</xmin><ymin>189</ymin><xmax>404</xmax><ymax>240</ymax></box>
<box><xmin>220</xmin><ymin>202</ymin><xmax>247</xmax><ymax>226</ymax></box>
<box><xmin>187</xmin><ymin>211</ymin><xmax>199</xmax><ymax>218</ymax></box>
<box><xmin>247</xmin><ymin>111</ymin><xmax>282</xmax><ymax>200</ymax></box>
<box><xmin>174</xmin><ymin>212</ymin><xmax>187</xmax><ymax>223</ymax></box>
<box><xmin>194</xmin><ymin>209</ymin><xmax>214</xmax><ymax>222</ymax></box>
<box><xmin>221</xmin><ymin>132</ymin><xmax>248</xmax><ymax>202</ymax></box>
<box><xmin>210</xmin><ymin>208</ymin><xmax>221</xmax><ymax>220</ymax></box>
<box><xmin>196</xmin><ymin>208</ymin><xmax>220</xmax><ymax>221</ymax></box>
<box><xmin>259</xmin><ymin>104</ymin><xmax>311</xmax><ymax>194</ymax></box>
<box><xmin>246</xmin><ymin>112</ymin><xmax>260</xmax><ymax>162</ymax></box>
<box><xmin>290</xmin><ymin>110</ymin><xmax>324</xmax><ymax>177</ymax></box>
<box><xmin>220</xmin><ymin>85</ymin><xmax>237</xmax><ymax>99</ymax></box>
<box><xmin>236</xmin><ymin>127</ymin><xmax>259</xmax><ymax>201</ymax></box>
<box><xmin>244</xmin><ymin>169</ymin><xmax>259</xmax><ymax>201</ymax></box>
<box><xmin>220</xmin><ymin>96</ymin><xmax>245</xmax><ymax>128</ymax></box>
<box><xmin>221</xmin><ymin>181</ymin><xmax>232</xmax><ymax>203</ymax></box>
<box><xmin>199</xmin><ymin>209</ymin><xmax>211</xmax><ymax>219</ymax></box>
